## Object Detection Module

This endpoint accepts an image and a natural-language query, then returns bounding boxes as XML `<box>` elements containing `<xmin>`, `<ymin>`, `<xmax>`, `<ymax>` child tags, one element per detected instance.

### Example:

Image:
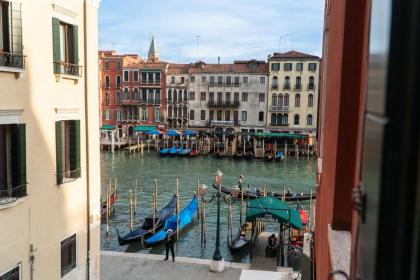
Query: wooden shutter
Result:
<box><xmin>69</xmin><ymin>120</ymin><xmax>81</xmax><ymax>178</ymax></box>
<box><xmin>10</xmin><ymin>124</ymin><xmax>26</xmax><ymax>196</ymax></box>
<box><xmin>52</xmin><ymin>17</ymin><xmax>61</xmax><ymax>73</ymax></box>
<box><xmin>56</xmin><ymin>121</ymin><xmax>63</xmax><ymax>185</ymax></box>
<box><xmin>68</xmin><ymin>25</ymin><xmax>78</xmax><ymax>65</ymax></box>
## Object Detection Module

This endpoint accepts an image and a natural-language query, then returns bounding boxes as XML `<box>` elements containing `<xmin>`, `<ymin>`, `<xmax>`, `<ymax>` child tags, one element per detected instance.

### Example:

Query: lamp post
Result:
<box><xmin>210</xmin><ymin>169</ymin><xmax>224</xmax><ymax>272</ymax></box>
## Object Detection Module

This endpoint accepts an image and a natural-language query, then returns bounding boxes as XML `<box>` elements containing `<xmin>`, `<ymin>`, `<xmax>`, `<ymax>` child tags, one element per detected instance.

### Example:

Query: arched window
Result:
<box><xmin>278</xmin><ymin>94</ymin><xmax>284</xmax><ymax>108</ymax></box>
<box><xmin>178</xmin><ymin>90</ymin><xmax>182</xmax><ymax>102</ymax></box>
<box><xmin>272</xmin><ymin>93</ymin><xmax>277</xmax><ymax>107</ymax></box>
<box><xmin>271</xmin><ymin>113</ymin><xmax>277</xmax><ymax>125</ymax></box>
<box><xmin>284</xmin><ymin>94</ymin><xmax>289</xmax><ymax>107</ymax></box>
<box><xmin>168</xmin><ymin>89</ymin><xmax>172</xmax><ymax>101</ymax></box>
<box><xmin>116</xmin><ymin>92</ymin><xmax>121</xmax><ymax>104</ymax></box>
<box><xmin>309</xmin><ymin>76</ymin><xmax>315</xmax><ymax>89</ymax></box>
<box><xmin>282</xmin><ymin>113</ymin><xmax>288</xmax><ymax>125</ymax></box>
<box><xmin>183</xmin><ymin>90</ymin><xmax>188</xmax><ymax>101</ymax></box>
<box><xmin>141</xmin><ymin>89</ymin><xmax>147</xmax><ymax>101</ymax></box>
<box><xmin>178</xmin><ymin>107</ymin><xmax>183</xmax><ymax>118</ymax></box>
<box><xmin>168</xmin><ymin>106</ymin><xmax>173</xmax><ymax>117</ymax></box>
<box><xmin>105</xmin><ymin>75</ymin><xmax>110</xmax><ymax>87</ymax></box>
<box><xmin>276</xmin><ymin>113</ymin><xmax>282</xmax><ymax>125</ymax></box>
<box><xmin>272</xmin><ymin>76</ymin><xmax>278</xmax><ymax>88</ymax></box>
<box><xmin>295</xmin><ymin>94</ymin><xmax>301</xmax><ymax>107</ymax></box>
<box><xmin>174</xmin><ymin>106</ymin><xmax>178</xmax><ymax>117</ymax></box>
<box><xmin>183</xmin><ymin>105</ymin><xmax>187</xmax><ymax>117</ymax></box>
<box><xmin>307</xmin><ymin>114</ymin><xmax>313</xmax><ymax>125</ymax></box>
<box><xmin>308</xmin><ymin>94</ymin><xmax>314</xmax><ymax>107</ymax></box>
<box><xmin>123</xmin><ymin>88</ymin><xmax>129</xmax><ymax>100</ymax></box>
<box><xmin>284</xmin><ymin>76</ymin><xmax>290</xmax><ymax>89</ymax></box>
<box><xmin>296</xmin><ymin>76</ymin><xmax>301</xmax><ymax>89</ymax></box>
<box><xmin>133</xmin><ymin>88</ymin><xmax>139</xmax><ymax>100</ymax></box>
<box><xmin>155</xmin><ymin>90</ymin><xmax>161</xmax><ymax>102</ymax></box>
<box><xmin>173</xmin><ymin>90</ymin><xmax>178</xmax><ymax>102</ymax></box>
<box><xmin>294</xmin><ymin>114</ymin><xmax>299</xmax><ymax>125</ymax></box>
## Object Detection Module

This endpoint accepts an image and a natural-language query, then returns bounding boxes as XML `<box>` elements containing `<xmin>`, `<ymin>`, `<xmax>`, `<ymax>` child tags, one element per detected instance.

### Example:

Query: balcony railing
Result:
<box><xmin>0</xmin><ymin>52</ymin><xmax>25</xmax><ymax>69</ymax></box>
<box><xmin>295</xmin><ymin>84</ymin><xmax>302</xmax><ymax>90</ymax></box>
<box><xmin>142</xmin><ymin>81</ymin><xmax>161</xmax><ymax>86</ymax></box>
<box><xmin>53</xmin><ymin>61</ymin><xmax>82</xmax><ymax>77</ymax></box>
<box><xmin>270</xmin><ymin>106</ymin><xmax>290</xmax><ymax>112</ymax></box>
<box><xmin>207</xmin><ymin>100</ymin><xmax>240</xmax><ymax>108</ymax></box>
<box><xmin>283</xmin><ymin>84</ymin><xmax>291</xmax><ymax>90</ymax></box>
<box><xmin>209</xmin><ymin>120</ymin><xmax>236</xmax><ymax>126</ymax></box>
<box><xmin>270</xmin><ymin>123</ymin><xmax>289</xmax><ymax>127</ymax></box>
<box><xmin>168</xmin><ymin>99</ymin><xmax>188</xmax><ymax>104</ymax></box>
<box><xmin>0</xmin><ymin>184</ymin><xmax>27</xmax><ymax>205</ymax></box>
<box><xmin>271</xmin><ymin>84</ymin><xmax>279</xmax><ymax>90</ymax></box>
<box><xmin>308</xmin><ymin>84</ymin><xmax>316</xmax><ymax>90</ymax></box>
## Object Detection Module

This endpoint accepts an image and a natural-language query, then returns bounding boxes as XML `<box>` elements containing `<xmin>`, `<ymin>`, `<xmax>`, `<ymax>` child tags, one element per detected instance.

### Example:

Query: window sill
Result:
<box><xmin>0</xmin><ymin>66</ymin><xmax>24</xmax><ymax>78</ymax></box>
<box><xmin>328</xmin><ymin>224</ymin><xmax>351</xmax><ymax>279</ymax></box>
<box><xmin>55</xmin><ymin>73</ymin><xmax>82</xmax><ymax>84</ymax></box>
<box><xmin>58</xmin><ymin>177</ymin><xmax>81</xmax><ymax>187</ymax></box>
<box><xmin>0</xmin><ymin>196</ymin><xmax>26</xmax><ymax>210</ymax></box>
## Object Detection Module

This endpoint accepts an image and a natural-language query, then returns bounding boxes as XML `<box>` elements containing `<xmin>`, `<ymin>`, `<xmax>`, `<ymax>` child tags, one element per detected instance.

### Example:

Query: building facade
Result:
<box><xmin>99</xmin><ymin>36</ymin><xmax>167</xmax><ymax>137</ymax></box>
<box><xmin>187</xmin><ymin>60</ymin><xmax>268</xmax><ymax>133</ymax></box>
<box><xmin>267</xmin><ymin>51</ymin><xmax>320</xmax><ymax>133</ymax></box>
<box><xmin>166</xmin><ymin>64</ymin><xmax>189</xmax><ymax>129</ymax></box>
<box><xmin>0</xmin><ymin>0</ymin><xmax>101</xmax><ymax>279</ymax></box>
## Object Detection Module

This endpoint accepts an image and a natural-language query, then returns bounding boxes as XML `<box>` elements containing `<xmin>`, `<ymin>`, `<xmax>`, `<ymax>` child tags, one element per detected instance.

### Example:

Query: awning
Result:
<box><xmin>134</xmin><ymin>125</ymin><xmax>156</xmax><ymax>132</ymax></box>
<box><xmin>246</xmin><ymin>197</ymin><xmax>303</xmax><ymax>229</ymax></box>
<box><xmin>100</xmin><ymin>125</ymin><xmax>115</xmax><ymax>130</ymax></box>
<box><xmin>254</xmin><ymin>132</ymin><xmax>304</xmax><ymax>139</ymax></box>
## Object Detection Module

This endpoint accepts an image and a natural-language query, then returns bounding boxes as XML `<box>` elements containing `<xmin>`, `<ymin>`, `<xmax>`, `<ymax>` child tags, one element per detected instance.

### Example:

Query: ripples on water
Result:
<box><xmin>100</xmin><ymin>151</ymin><xmax>316</xmax><ymax>263</ymax></box>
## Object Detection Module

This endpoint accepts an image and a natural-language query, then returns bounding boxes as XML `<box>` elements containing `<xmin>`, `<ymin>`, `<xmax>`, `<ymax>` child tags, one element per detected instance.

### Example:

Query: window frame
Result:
<box><xmin>241</xmin><ymin>111</ymin><xmax>247</xmax><ymax>122</ymax></box>
<box><xmin>61</xmin><ymin>234</ymin><xmax>76</xmax><ymax>278</ymax></box>
<box><xmin>200</xmin><ymin>110</ymin><xmax>205</xmax><ymax>120</ymax></box>
<box><xmin>242</xmin><ymin>92</ymin><xmax>248</xmax><ymax>102</ymax></box>
<box><xmin>0</xmin><ymin>262</ymin><xmax>21</xmax><ymax>280</ymax></box>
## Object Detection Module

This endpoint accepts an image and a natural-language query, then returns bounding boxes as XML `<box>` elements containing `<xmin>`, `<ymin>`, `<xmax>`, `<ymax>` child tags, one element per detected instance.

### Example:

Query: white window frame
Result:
<box><xmin>123</xmin><ymin>70</ymin><xmax>130</xmax><ymax>82</ymax></box>
<box><xmin>0</xmin><ymin>262</ymin><xmax>22</xmax><ymax>280</ymax></box>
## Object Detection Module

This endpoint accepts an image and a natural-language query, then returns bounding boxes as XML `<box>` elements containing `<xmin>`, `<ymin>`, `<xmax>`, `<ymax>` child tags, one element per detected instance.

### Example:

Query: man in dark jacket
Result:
<box><xmin>164</xmin><ymin>229</ymin><xmax>176</xmax><ymax>262</ymax></box>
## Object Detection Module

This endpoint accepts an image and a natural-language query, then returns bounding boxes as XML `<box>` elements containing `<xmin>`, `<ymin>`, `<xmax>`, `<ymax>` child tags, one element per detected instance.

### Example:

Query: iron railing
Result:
<box><xmin>308</xmin><ymin>84</ymin><xmax>316</xmax><ymax>90</ymax></box>
<box><xmin>270</xmin><ymin>123</ymin><xmax>289</xmax><ymax>127</ymax></box>
<box><xmin>283</xmin><ymin>84</ymin><xmax>291</xmax><ymax>90</ymax></box>
<box><xmin>208</xmin><ymin>100</ymin><xmax>240</xmax><ymax>108</ymax></box>
<box><xmin>271</xmin><ymin>84</ymin><xmax>279</xmax><ymax>90</ymax></box>
<box><xmin>270</xmin><ymin>106</ymin><xmax>290</xmax><ymax>112</ymax></box>
<box><xmin>0</xmin><ymin>184</ymin><xmax>27</xmax><ymax>205</ymax></box>
<box><xmin>295</xmin><ymin>84</ymin><xmax>302</xmax><ymax>90</ymax></box>
<box><xmin>0</xmin><ymin>52</ymin><xmax>25</xmax><ymax>69</ymax></box>
<box><xmin>53</xmin><ymin>62</ymin><xmax>82</xmax><ymax>77</ymax></box>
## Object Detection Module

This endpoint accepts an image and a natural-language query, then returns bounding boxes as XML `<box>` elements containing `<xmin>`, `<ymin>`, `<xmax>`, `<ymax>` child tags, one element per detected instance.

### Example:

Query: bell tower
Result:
<box><xmin>148</xmin><ymin>35</ymin><xmax>159</xmax><ymax>62</ymax></box>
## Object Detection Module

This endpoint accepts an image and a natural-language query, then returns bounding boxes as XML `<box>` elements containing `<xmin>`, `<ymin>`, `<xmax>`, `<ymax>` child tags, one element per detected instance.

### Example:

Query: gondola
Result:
<box><xmin>117</xmin><ymin>195</ymin><xmax>177</xmax><ymax>246</ymax></box>
<box><xmin>233</xmin><ymin>150</ymin><xmax>243</xmax><ymax>160</ymax></box>
<box><xmin>144</xmin><ymin>195</ymin><xmax>198</xmax><ymax>248</ymax></box>
<box><xmin>100</xmin><ymin>190</ymin><xmax>117</xmax><ymax>216</ymax></box>
<box><xmin>212</xmin><ymin>184</ymin><xmax>316</xmax><ymax>201</ymax></box>
<box><xmin>214</xmin><ymin>151</ymin><xmax>225</xmax><ymax>159</ymax></box>
<box><xmin>178</xmin><ymin>147</ymin><xmax>190</xmax><ymax>156</ymax></box>
<box><xmin>159</xmin><ymin>148</ymin><xmax>169</xmax><ymax>156</ymax></box>
<box><xmin>229</xmin><ymin>223</ymin><xmax>251</xmax><ymax>253</ymax></box>
<box><xmin>264</xmin><ymin>152</ymin><xmax>275</xmax><ymax>161</ymax></box>
<box><xmin>168</xmin><ymin>147</ymin><xmax>178</xmax><ymax>156</ymax></box>
<box><xmin>274</xmin><ymin>151</ymin><xmax>285</xmax><ymax>161</ymax></box>
<box><xmin>189</xmin><ymin>149</ymin><xmax>198</xmax><ymax>157</ymax></box>
<box><xmin>244</xmin><ymin>150</ymin><xmax>253</xmax><ymax>160</ymax></box>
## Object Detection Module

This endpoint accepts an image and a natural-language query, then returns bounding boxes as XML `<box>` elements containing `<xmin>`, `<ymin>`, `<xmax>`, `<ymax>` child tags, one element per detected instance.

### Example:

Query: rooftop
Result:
<box><xmin>269</xmin><ymin>51</ymin><xmax>320</xmax><ymax>60</ymax></box>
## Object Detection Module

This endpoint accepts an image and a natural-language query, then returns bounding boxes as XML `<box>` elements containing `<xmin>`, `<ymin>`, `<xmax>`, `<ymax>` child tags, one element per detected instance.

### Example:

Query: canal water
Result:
<box><xmin>100</xmin><ymin>151</ymin><xmax>316</xmax><ymax>263</ymax></box>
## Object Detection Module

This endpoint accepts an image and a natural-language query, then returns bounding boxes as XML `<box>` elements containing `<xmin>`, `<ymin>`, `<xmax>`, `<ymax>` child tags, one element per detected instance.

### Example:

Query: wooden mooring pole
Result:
<box><xmin>129</xmin><ymin>190</ymin><xmax>133</xmax><ymax>231</ymax></box>
<box><xmin>176</xmin><ymin>178</ymin><xmax>180</xmax><ymax>241</ymax></box>
<box><xmin>106</xmin><ymin>186</ymin><xmax>109</xmax><ymax>236</ymax></box>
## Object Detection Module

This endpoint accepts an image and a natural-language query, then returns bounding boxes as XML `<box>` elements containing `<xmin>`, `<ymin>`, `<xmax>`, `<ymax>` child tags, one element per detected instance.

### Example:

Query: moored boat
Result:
<box><xmin>144</xmin><ymin>195</ymin><xmax>198</xmax><ymax>248</ymax></box>
<box><xmin>159</xmin><ymin>148</ymin><xmax>169</xmax><ymax>156</ymax></box>
<box><xmin>229</xmin><ymin>223</ymin><xmax>252</xmax><ymax>253</ymax></box>
<box><xmin>117</xmin><ymin>194</ymin><xmax>177</xmax><ymax>246</ymax></box>
<box><xmin>168</xmin><ymin>147</ymin><xmax>178</xmax><ymax>156</ymax></box>
<box><xmin>100</xmin><ymin>190</ymin><xmax>117</xmax><ymax>216</ymax></box>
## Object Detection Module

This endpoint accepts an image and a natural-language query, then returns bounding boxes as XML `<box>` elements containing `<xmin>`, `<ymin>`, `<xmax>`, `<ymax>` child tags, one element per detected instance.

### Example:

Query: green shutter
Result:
<box><xmin>68</xmin><ymin>25</ymin><xmax>78</xmax><ymax>65</ymax></box>
<box><xmin>69</xmin><ymin>120</ymin><xmax>81</xmax><ymax>178</ymax></box>
<box><xmin>52</xmin><ymin>17</ymin><xmax>61</xmax><ymax>74</ymax></box>
<box><xmin>56</xmin><ymin>121</ymin><xmax>63</xmax><ymax>185</ymax></box>
<box><xmin>10</xmin><ymin>124</ymin><xmax>26</xmax><ymax>196</ymax></box>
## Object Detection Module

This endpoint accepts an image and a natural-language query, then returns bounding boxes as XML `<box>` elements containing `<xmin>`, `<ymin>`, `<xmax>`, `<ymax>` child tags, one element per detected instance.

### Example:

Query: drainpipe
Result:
<box><xmin>83</xmin><ymin>1</ymin><xmax>91</xmax><ymax>279</ymax></box>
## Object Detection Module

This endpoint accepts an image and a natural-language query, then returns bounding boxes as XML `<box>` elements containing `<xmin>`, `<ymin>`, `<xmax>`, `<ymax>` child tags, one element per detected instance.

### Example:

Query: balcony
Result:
<box><xmin>209</xmin><ymin>120</ymin><xmax>237</xmax><ymax>126</ymax></box>
<box><xmin>121</xmin><ymin>118</ymin><xmax>140</xmax><ymax>122</ymax></box>
<box><xmin>121</xmin><ymin>99</ymin><xmax>141</xmax><ymax>105</ymax></box>
<box><xmin>271</xmin><ymin>84</ymin><xmax>279</xmax><ymax>90</ymax></box>
<box><xmin>142</xmin><ymin>80</ymin><xmax>161</xmax><ymax>86</ymax></box>
<box><xmin>270</xmin><ymin>123</ymin><xmax>289</xmax><ymax>127</ymax></box>
<box><xmin>116</xmin><ymin>83</ymin><xmax>122</xmax><ymax>89</ymax></box>
<box><xmin>270</xmin><ymin>106</ymin><xmax>290</xmax><ymax>112</ymax></box>
<box><xmin>308</xmin><ymin>84</ymin><xmax>316</xmax><ymax>90</ymax></box>
<box><xmin>168</xmin><ymin>99</ymin><xmax>187</xmax><ymax>104</ymax></box>
<box><xmin>283</xmin><ymin>84</ymin><xmax>291</xmax><ymax>90</ymax></box>
<box><xmin>207</xmin><ymin>100</ymin><xmax>240</xmax><ymax>108</ymax></box>
<box><xmin>53</xmin><ymin>61</ymin><xmax>82</xmax><ymax>77</ymax></box>
<box><xmin>0</xmin><ymin>52</ymin><xmax>25</xmax><ymax>70</ymax></box>
<box><xmin>104</xmin><ymin>83</ymin><xmax>110</xmax><ymax>89</ymax></box>
<box><xmin>295</xmin><ymin>84</ymin><xmax>302</xmax><ymax>91</ymax></box>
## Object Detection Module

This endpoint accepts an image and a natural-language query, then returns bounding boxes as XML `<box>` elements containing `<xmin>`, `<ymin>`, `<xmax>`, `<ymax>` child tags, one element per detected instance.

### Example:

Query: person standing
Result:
<box><xmin>164</xmin><ymin>229</ymin><xmax>176</xmax><ymax>262</ymax></box>
<box><xmin>238</xmin><ymin>174</ymin><xmax>245</xmax><ymax>191</ymax></box>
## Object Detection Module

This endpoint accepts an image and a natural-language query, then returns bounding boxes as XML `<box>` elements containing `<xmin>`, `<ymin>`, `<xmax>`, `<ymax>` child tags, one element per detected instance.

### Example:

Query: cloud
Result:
<box><xmin>99</xmin><ymin>0</ymin><xmax>324</xmax><ymax>63</ymax></box>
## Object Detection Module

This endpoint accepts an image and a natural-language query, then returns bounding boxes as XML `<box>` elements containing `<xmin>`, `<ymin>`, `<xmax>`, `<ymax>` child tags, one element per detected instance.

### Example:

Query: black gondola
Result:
<box><xmin>213</xmin><ymin>184</ymin><xmax>316</xmax><ymax>201</ymax></box>
<box><xmin>244</xmin><ymin>151</ymin><xmax>254</xmax><ymax>160</ymax></box>
<box><xmin>117</xmin><ymin>194</ymin><xmax>177</xmax><ymax>246</ymax></box>
<box><xmin>233</xmin><ymin>150</ymin><xmax>243</xmax><ymax>160</ymax></box>
<box><xmin>229</xmin><ymin>223</ymin><xmax>251</xmax><ymax>253</ymax></box>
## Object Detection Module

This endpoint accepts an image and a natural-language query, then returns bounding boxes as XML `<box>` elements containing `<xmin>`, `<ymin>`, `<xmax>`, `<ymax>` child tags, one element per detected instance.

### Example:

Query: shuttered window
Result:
<box><xmin>61</xmin><ymin>234</ymin><xmax>76</xmax><ymax>277</ymax></box>
<box><xmin>55</xmin><ymin>120</ymin><xmax>80</xmax><ymax>185</ymax></box>
<box><xmin>0</xmin><ymin>124</ymin><xmax>26</xmax><ymax>200</ymax></box>
<box><xmin>52</xmin><ymin>17</ymin><xmax>79</xmax><ymax>75</ymax></box>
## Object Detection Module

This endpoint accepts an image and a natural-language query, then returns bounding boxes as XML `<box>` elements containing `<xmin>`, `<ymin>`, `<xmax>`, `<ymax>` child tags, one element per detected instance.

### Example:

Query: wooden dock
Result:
<box><xmin>251</xmin><ymin>231</ymin><xmax>278</xmax><ymax>271</ymax></box>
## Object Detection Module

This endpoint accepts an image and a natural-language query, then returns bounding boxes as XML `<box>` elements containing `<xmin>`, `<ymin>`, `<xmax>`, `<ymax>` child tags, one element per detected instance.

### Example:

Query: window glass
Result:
<box><xmin>242</xmin><ymin>92</ymin><xmax>248</xmax><ymax>102</ymax></box>
<box><xmin>259</xmin><ymin>111</ymin><xmax>264</xmax><ymax>122</ymax></box>
<box><xmin>241</xmin><ymin>111</ymin><xmax>247</xmax><ymax>121</ymax></box>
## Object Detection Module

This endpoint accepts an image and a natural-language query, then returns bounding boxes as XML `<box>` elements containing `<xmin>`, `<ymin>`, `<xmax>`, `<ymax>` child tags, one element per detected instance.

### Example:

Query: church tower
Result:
<box><xmin>148</xmin><ymin>35</ymin><xmax>159</xmax><ymax>62</ymax></box>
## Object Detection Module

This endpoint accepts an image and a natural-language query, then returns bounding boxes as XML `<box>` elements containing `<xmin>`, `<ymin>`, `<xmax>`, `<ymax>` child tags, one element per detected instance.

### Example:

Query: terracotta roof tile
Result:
<box><xmin>270</xmin><ymin>51</ymin><xmax>319</xmax><ymax>60</ymax></box>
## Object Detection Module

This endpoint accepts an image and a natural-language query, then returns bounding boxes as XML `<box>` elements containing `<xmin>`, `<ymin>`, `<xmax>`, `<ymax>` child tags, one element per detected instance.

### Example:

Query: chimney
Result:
<box><xmin>218</xmin><ymin>56</ymin><xmax>220</xmax><ymax>64</ymax></box>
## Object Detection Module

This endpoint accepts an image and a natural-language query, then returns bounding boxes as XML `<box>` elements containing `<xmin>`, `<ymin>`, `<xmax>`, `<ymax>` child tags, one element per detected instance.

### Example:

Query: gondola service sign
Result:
<box><xmin>255</xmin><ymin>214</ymin><xmax>279</xmax><ymax>223</ymax></box>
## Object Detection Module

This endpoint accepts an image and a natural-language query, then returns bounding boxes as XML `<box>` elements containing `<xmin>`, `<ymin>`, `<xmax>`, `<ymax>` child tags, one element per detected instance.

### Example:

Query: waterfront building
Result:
<box><xmin>166</xmin><ymin>64</ymin><xmax>189</xmax><ymax>129</ymax></box>
<box><xmin>99</xmin><ymin>36</ymin><xmax>167</xmax><ymax>137</ymax></box>
<box><xmin>267</xmin><ymin>51</ymin><xmax>320</xmax><ymax>133</ymax></box>
<box><xmin>0</xmin><ymin>0</ymin><xmax>101</xmax><ymax>279</ymax></box>
<box><xmin>187</xmin><ymin>60</ymin><xmax>268</xmax><ymax>134</ymax></box>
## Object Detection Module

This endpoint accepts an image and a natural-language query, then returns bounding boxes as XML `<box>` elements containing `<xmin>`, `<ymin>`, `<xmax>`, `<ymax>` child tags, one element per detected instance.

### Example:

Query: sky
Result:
<box><xmin>99</xmin><ymin>0</ymin><xmax>325</xmax><ymax>64</ymax></box>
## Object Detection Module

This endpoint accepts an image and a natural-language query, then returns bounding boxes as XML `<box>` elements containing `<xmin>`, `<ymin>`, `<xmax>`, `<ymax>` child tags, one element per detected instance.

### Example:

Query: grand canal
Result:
<box><xmin>100</xmin><ymin>151</ymin><xmax>316</xmax><ymax>263</ymax></box>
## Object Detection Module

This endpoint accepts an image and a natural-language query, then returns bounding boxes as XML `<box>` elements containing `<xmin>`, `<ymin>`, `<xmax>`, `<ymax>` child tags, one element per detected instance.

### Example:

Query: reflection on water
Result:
<box><xmin>100</xmin><ymin>151</ymin><xmax>316</xmax><ymax>263</ymax></box>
